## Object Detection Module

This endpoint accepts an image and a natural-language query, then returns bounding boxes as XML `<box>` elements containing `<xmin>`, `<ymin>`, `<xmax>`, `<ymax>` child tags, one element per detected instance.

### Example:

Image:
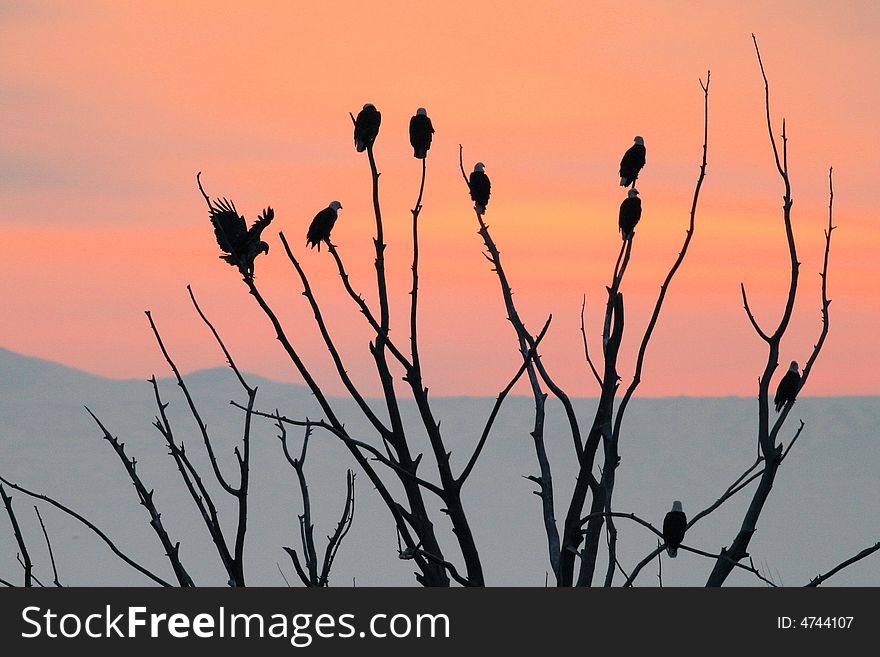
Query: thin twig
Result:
<box><xmin>458</xmin><ymin>315</ymin><xmax>553</xmax><ymax>486</ymax></box>
<box><xmin>807</xmin><ymin>541</ymin><xmax>880</xmax><ymax>587</ymax></box>
<box><xmin>85</xmin><ymin>407</ymin><xmax>193</xmax><ymax>587</ymax></box>
<box><xmin>580</xmin><ymin>295</ymin><xmax>603</xmax><ymax>386</ymax></box>
<box><xmin>0</xmin><ymin>477</ymin><xmax>172</xmax><ymax>587</ymax></box>
<box><xmin>145</xmin><ymin>310</ymin><xmax>237</xmax><ymax>496</ymax></box>
<box><xmin>34</xmin><ymin>506</ymin><xmax>61</xmax><ymax>586</ymax></box>
<box><xmin>1</xmin><ymin>485</ymin><xmax>33</xmax><ymax>587</ymax></box>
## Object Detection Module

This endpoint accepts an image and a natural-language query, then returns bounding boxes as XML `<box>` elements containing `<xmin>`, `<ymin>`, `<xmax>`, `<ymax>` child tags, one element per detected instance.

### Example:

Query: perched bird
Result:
<box><xmin>663</xmin><ymin>501</ymin><xmax>687</xmax><ymax>558</ymax></box>
<box><xmin>469</xmin><ymin>162</ymin><xmax>491</xmax><ymax>214</ymax></box>
<box><xmin>774</xmin><ymin>361</ymin><xmax>802</xmax><ymax>412</ymax></box>
<box><xmin>618</xmin><ymin>188</ymin><xmax>642</xmax><ymax>239</ymax></box>
<box><xmin>306</xmin><ymin>201</ymin><xmax>343</xmax><ymax>251</ymax></box>
<box><xmin>409</xmin><ymin>107</ymin><xmax>435</xmax><ymax>159</ymax></box>
<box><xmin>619</xmin><ymin>136</ymin><xmax>646</xmax><ymax>187</ymax></box>
<box><xmin>199</xmin><ymin>174</ymin><xmax>273</xmax><ymax>278</ymax></box>
<box><xmin>354</xmin><ymin>103</ymin><xmax>381</xmax><ymax>152</ymax></box>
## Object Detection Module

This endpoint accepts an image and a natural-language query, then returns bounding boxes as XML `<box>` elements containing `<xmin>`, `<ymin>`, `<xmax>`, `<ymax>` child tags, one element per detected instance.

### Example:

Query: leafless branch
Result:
<box><xmin>145</xmin><ymin>310</ymin><xmax>237</xmax><ymax>496</ymax></box>
<box><xmin>34</xmin><ymin>506</ymin><xmax>61</xmax><ymax>586</ymax></box>
<box><xmin>0</xmin><ymin>477</ymin><xmax>172</xmax><ymax>586</ymax></box>
<box><xmin>706</xmin><ymin>41</ymin><xmax>832</xmax><ymax>586</ymax></box>
<box><xmin>1</xmin><ymin>484</ymin><xmax>33</xmax><ymax>587</ymax></box>
<box><xmin>458</xmin><ymin>315</ymin><xmax>553</xmax><ymax>486</ymax></box>
<box><xmin>277</xmin><ymin>233</ymin><xmax>394</xmax><ymax>438</ymax></box>
<box><xmin>681</xmin><ymin>545</ymin><xmax>776</xmax><ymax>586</ymax></box>
<box><xmin>410</xmin><ymin>158</ymin><xmax>427</xmax><ymax>372</ymax></box>
<box><xmin>740</xmin><ymin>283</ymin><xmax>772</xmax><ymax>342</ymax></box>
<box><xmin>319</xmin><ymin>470</ymin><xmax>356</xmax><ymax>586</ymax></box>
<box><xmin>85</xmin><ymin>407</ymin><xmax>193</xmax><ymax>586</ymax></box>
<box><xmin>806</xmin><ymin>541</ymin><xmax>880</xmax><ymax>587</ymax></box>
<box><xmin>460</xmin><ymin>145</ymin><xmax>573</xmax><ymax>581</ymax></box>
<box><xmin>580</xmin><ymin>295</ymin><xmax>603</xmax><ymax>387</ymax></box>
<box><xmin>399</xmin><ymin>546</ymin><xmax>472</xmax><ymax>587</ymax></box>
<box><xmin>148</xmin><ymin>376</ymin><xmax>237</xmax><ymax>583</ymax></box>
<box><xmin>187</xmin><ymin>285</ymin><xmax>253</xmax><ymax>394</ymax></box>
<box><xmin>611</xmin><ymin>70</ymin><xmax>711</xmax><ymax>440</ymax></box>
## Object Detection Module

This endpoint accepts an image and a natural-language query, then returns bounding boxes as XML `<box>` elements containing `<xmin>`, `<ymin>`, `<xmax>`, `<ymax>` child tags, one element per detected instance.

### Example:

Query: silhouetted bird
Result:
<box><xmin>199</xmin><ymin>174</ymin><xmax>273</xmax><ymax>278</ymax></box>
<box><xmin>469</xmin><ymin>162</ymin><xmax>491</xmax><ymax>214</ymax></box>
<box><xmin>663</xmin><ymin>501</ymin><xmax>687</xmax><ymax>558</ymax></box>
<box><xmin>619</xmin><ymin>188</ymin><xmax>641</xmax><ymax>239</ymax></box>
<box><xmin>409</xmin><ymin>107</ymin><xmax>435</xmax><ymax>159</ymax></box>
<box><xmin>774</xmin><ymin>361</ymin><xmax>801</xmax><ymax>412</ymax></box>
<box><xmin>307</xmin><ymin>201</ymin><xmax>343</xmax><ymax>251</ymax></box>
<box><xmin>354</xmin><ymin>103</ymin><xmax>381</xmax><ymax>152</ymax></box>
<box><xmin>619</xmin><ymin>136</ymin><xmax>646</xmax><ymax>187</ymax></box>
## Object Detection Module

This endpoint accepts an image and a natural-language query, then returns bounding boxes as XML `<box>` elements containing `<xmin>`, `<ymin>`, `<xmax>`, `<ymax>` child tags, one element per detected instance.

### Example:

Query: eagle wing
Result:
<box><xmin>663</xmin><ymin>511</ymin><xmax>687</xmax><ymax>545</ymax></box>
<box><xmin>620</xmin><ymin>144</ymin><xmax>647</xmax><ymax>176</ymax></box>
<box><xmin>248</xmin><ymin>207</ymin><xmax>274</xmax><ymax>240</ymax></box>
<box><xmin>355</xmin><ymin>107</ymin><xmax>382</xmax><ymax>143</ymax></box>
<box><xmin>210</xmin><ymin>198</ymin><xmax>247</xmax><ymax>254</ymax></box>
<box><xmin>469</xmin><ymin>171</ymin><xmax>491</xmax><ymax>204</ymax></box>
<box><xmin>307</xmin><ymin>207</ymin><xmax>337</xmax><ymax>248</ymax></box>
<box><xmin>774</xmin><ymin>371</ymin><xmax>801</xmax><ymax>409</ymax></box>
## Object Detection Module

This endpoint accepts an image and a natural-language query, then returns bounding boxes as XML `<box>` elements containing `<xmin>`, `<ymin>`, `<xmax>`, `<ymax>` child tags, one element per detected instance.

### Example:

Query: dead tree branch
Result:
<box><xmin>85</xmin><ymin>407</ymin><xmax>193</xmax><ymax>586</ymax></box>
<box><xmin>277</xmin><ymin>419</ymin><xmax>356</xmax><ymax>587</ymax></box>
<box><xmin>460</xmin><ymin>145</ymin><xmax>568</xmax><ymax>580</ymax></box>
<box><xmin>0</xmin><ymin>477</ymin><xmax>171</xmax><ymax>586</ymax></box>
<box><xmin>1</xmin><ymin>484</ymin><xmax>33</xmax><ymax>587</ymax></box>
<box><xmin>595</xmin><ymin>71</ymin><xmax>710</xmax><ymax>587</ymax></box>
<box><xmin>580</xmin><ymin>296</ymin><xmax>603</xmax><ymax>387</ymax></box>
<box><xmin>148</xmin><ymin>376</ymin><xmax>237</xmax><ymax>584</ymax></box>
<box><xmin>806</xmin><ymin>541</ymin><xmax>880</xmax><ymax>587</ymax></box>
<box><xmin>34</xmin><ymin>506</ymin><xmax>61</xmax><ymax>587</ymax></box>
<box><xmin>458</xmin><ymin>315</ymin><xmax>553</xmax><ymax>486</ymax></box>
<box><xmin>706</xmin><ymin>40</ymin><xmax>833</xmax><ymax>586</ymax></box>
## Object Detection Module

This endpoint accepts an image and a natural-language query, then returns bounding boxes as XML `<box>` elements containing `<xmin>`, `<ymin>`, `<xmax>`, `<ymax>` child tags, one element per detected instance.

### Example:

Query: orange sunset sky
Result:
<box><xmin>2</xmin><ymin>1</ymin><xmax>878</xmax><ymax>396</ymax></box>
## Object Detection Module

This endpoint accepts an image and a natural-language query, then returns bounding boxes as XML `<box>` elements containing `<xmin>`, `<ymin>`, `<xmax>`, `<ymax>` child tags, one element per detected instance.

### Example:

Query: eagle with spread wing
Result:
<box><xmin>198</xmin><ymin>173</ymin><xmax>273</xmax><ymax>278</ymax></box>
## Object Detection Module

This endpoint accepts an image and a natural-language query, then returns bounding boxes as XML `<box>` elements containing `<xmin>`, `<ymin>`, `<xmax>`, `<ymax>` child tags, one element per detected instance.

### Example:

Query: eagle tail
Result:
<box><xmin>667</xmin><ymin>546</ymin><xmax>678</xmax><ymax>558</ymax></box>
<box><xmin>415</xmin><ymin>148</ymin><xmax>426</xmax><ymax>159</ymax></box>
<box><xmin>620</xmin><ymin>177</ymin><xmax>629</xmax><ymax>186</ymax></box>
<box><xmin>356</xmin><ymin>139</ymin><xmax>366</xmax><ymax>152</ymax></box>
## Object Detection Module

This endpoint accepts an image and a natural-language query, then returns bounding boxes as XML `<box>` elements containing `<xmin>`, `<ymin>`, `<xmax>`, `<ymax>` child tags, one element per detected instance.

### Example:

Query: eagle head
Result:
<box><xmin>634</xmin><ymin>136</ymin><xmax>645</xmax><ymax>145</ymax></box>
<box><xmin>363</xmin><ymin>103</ymin><xmax>375</xmax><ymax>110</ymax></box>
<box><xmin>628</xmin><ymin>188</ymin><xmax>639</xmax><ymax>198</ymax></box>
<box><xmin>329</xmin><ymin>201</ymin><xmax>343</xmax><ymax>211</ymax></box>
<box><xmin>671</xmin><ymin>500</ymin><xmax>683</xmax><ymax>512</ymax></box>
<box><xmin>474</xmin><ymin>162</ymin><xmax>485</xmax><ymax>173</ymax></box>
<box><xmin>416</xmin><ymin>107</ymin><xmax>427</xmax><ymax>116</ymax></box>
<box><xmin>789</xmin><ymin>361</ymin><xmax>799</xmax><ymax>372</ymax></box>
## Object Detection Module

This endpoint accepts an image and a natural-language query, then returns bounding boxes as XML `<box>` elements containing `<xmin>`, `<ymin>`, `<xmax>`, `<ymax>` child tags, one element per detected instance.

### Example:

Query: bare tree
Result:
<box><xmin>4</xmin><ymin>43</ymin><xmax>872</xmax><ymax>588</ymax></box>
<box><xmin>277</xmin><ymin>418</ymin><xmax>356</xmax><ymax>587</ymax></box>
<box><xmin>202</xmin><ymin>124</ymin><xmax>547</xmax><ymax>587</ymax></box>
<box><xmin>459</xmin><ymin>72</ymin><xmax>710</xmax><ymax>587</ymax></box>
<box><xmin>704</xmin><ymin>36</ymin><xmax>835</xmax><ymax>586</ymax></box>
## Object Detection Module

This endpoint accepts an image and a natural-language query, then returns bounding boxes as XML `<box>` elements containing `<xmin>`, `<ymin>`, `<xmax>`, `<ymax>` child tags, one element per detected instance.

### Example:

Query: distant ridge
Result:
<box><xmin>0</xmin><ymin>346</ymin><xmax>306</xmax><ymax>392</ymax></box>
<box><xmin>1</xmin><ymin>346</ymin><xmax>872</xmax><ymax>400</ymax></box>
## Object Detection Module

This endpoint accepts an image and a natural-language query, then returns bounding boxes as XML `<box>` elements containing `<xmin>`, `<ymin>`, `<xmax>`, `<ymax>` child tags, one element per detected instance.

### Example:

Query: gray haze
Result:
<box><xmin>1</xmin><ymin>347</ymin><xmax>877</xmax><ymax>587</ymax></box>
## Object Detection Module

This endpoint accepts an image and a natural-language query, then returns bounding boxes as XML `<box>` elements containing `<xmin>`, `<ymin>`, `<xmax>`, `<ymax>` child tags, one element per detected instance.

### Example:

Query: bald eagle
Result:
<box><xmin>663</xmin><ymin>501</ymin><xmax>687</xmax><ymax>558</ymax></box>
<box><xmin>409</xmin><ymin>108</ymin><xmax>435</xmax><ymax>159</ymax></box>
<box><xmin>774</xmin><ymin>361</ymin><xmax>801</xmax><ymax>412</ymax></box>
<box><xmin>469</xmin><ymin>162</ymin><xmax>491</xmax><ymax>214</ymax></box>
<box><xmin>620</xmin><ymin>136</ymin><xmax>646</xmax><ymax>187</ymax></box>
<box><xmin>354</xmin><ymin>103</ymin><xmax>381</xmax><ymax>152</ymax></box>
<box><xmin>619</xmin><ymin>188</ymin><xmax>641</xmax><ymax>239</ymax></box>
<box><xmin>199</xmin><ymin>174</ymin><xmax>273</xmax><ymax>278</ymax></box>
<box><xmin>306</xmin><ymin>201</ymin><xmax>343</xmax><ymax>251</ymax></box>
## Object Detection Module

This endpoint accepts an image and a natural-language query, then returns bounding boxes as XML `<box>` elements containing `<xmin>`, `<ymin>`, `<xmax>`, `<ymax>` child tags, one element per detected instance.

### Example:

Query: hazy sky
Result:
<box><xmin>2</xmin><ymin>1</ymin><xmax>878</xmax><ymax>396</ymax></box>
